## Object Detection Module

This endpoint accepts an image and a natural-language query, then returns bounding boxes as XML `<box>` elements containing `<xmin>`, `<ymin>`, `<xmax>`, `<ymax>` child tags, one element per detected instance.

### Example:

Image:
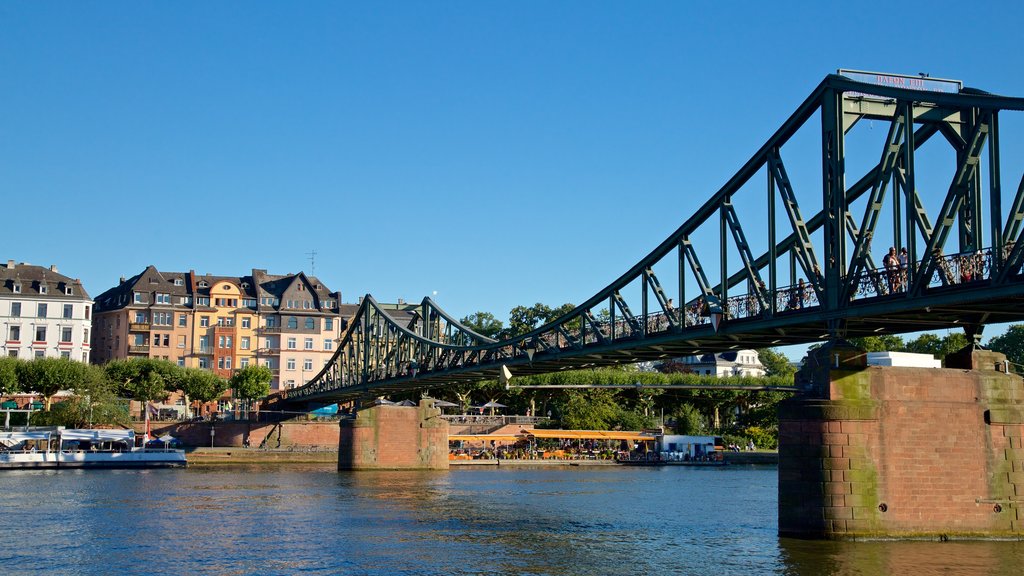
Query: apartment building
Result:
<box><xmin>0</xmin><ymin>260</ymin><xmax>93</xmax><ymax>362</ymax></box>
<box><xmin>92</xmin><ymin>266</ymin><xmax>346</xmax><ymax>391</ymax></box>
<box><xmin>252</xmin><ymin>269</ymin><xmax>343</xmax><ymax>390</ymax></box>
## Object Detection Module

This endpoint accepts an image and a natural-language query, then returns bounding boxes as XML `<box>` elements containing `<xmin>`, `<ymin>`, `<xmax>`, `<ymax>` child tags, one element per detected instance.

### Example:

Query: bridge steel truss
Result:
<box><xmin>287</xmin><ymin>74</ymin><xmax>1024</xmax><ymax>405</ymax></box>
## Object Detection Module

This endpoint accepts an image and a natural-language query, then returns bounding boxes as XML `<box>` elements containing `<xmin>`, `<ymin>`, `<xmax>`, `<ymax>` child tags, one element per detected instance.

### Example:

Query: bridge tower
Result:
<box><xmin>778</xmin><ymin>342</ymin><xmax>1024</xmax><ymax>539</ymax></box>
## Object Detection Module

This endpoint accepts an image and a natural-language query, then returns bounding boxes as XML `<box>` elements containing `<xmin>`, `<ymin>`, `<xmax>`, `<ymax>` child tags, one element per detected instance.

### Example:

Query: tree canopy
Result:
<box><xmin>987</xmin><ymin>325</ymin><xmax>1024</xmax><ymax>370</ymax></box>
<box><xmin>230</xmin><ymin>365</ymin><xmax>273</xmax><ymax>403</ymax></box>
<box><xmin>459</xmin><ymin>311</ymin><xmax>504</xmax><ymax>339</ymax></box>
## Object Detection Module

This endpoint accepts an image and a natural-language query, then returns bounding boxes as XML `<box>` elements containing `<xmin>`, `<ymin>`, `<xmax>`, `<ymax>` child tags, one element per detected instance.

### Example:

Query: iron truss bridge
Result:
<box><xmin>285</xmin><ymin>73</ymin><xmax>1024</xmax><ymax>406</ymax></box>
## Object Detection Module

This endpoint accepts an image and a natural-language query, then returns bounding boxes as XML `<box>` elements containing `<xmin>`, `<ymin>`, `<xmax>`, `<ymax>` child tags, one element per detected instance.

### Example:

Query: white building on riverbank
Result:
<box><xmin>0</xmin><ymin>260</ymin><xmax>93</xmax><ymax>362</ymax></box>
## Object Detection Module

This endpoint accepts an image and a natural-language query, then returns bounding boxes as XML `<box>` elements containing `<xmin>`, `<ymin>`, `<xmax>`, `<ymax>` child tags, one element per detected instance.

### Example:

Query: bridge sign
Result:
<box><xmin>838</xmin><ymin>69</ymin><xmax>961</xmax><ymax>100</ymax></box>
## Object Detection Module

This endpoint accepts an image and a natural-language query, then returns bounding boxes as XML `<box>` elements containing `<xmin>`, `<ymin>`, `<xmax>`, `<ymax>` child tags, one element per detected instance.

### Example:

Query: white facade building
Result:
<box><xmin>0</xmin><ymin>261</ymin><xmax>93</xmax><ymax>362</ymax></box>
<box><xmin>677</xmin><ymin>349</ymin><xmax>766</xmax><ymax>377</ymax></box>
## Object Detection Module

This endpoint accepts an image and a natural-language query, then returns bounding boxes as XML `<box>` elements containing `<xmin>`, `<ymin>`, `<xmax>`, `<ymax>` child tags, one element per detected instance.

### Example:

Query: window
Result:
<box><xmin>83</xmin><ymin>328</ymin><xmax>89</xmax><ymax>345</ymax></box>
<box><xmin>303</xmin><ymin>300</ymin><xmax>311</xmax><ymax>309</ymax></box>
<box><xmin>37</xmin><ymin>303</ymin><xmax>47</xmax><ymax>318</ymax></box>
<box><xmin>199</xmin><ymin>335</ymin><xmax>209</xmax><ymax>351</ymax></box>
<box><xmin>178</xmin><ymin>314</ymin><xmax>187</xmax><ymax>327</ymax></box>
<box><xmin>156</xmin><ymin>293</ymin><xmax>170</xmax><ymax>304</ymax></box>
<box><xmin>266</xmin><ymin>317</ymin><xmax>277</xmax><ymax>328</ymax></box>
<box><xmin>304</xmin><ymin>338</ymin><xmax>313</xmax><ymax>350</ymax></box>
<box><xmin>12</xmin><ymin>283</ymin><xmax>21</xmax><ymax>294</ymax></box>
<box><xmin>63</xmin><ymin>304</ymin><xmax>73</xmax><ymax>319</ymax></box>
<box><xmin>304</xmin><ymin>318</ymin><xmax>315</xmax><ymax>330</ymax></box>
<box><xmin>217</xmin><ymin>357</ymin><xmax>225</xmax><ymax>369</ymax></box>
<box><xmin>225</xmin><ymin>357</ymin><xmax>232</xmax><ymax>370</ymax></box>
<box><xmin>9</xmin><ymin>326</ymin><xmax>20</xmax><ymax>341</ymax></box>
<box><xmin>200</xmin><ymin>316</ymin><xmax>210</xmax><ymax>327</ymax></box>
<box><xmin>10</xmin><ymin>302</ymin><xmax>20</xmax><ymax>317</ymax></box>
<box><xmin>135</xmin><ymin>311</ymin><xmax>147</xmax><ymax>323</ymax></box>
<box><xmin>286</xmin><ymin>358</ymin><xmax>296</xmax><ymax>370</ymax></box>
<box><xmin>287</xmin><ymin>337</ymin><xmax>297</xmax><ymax>350</ymax></box>
<box><xmin>134</xmin><ymin>334</ymin><xmax>145</xmax><ymax>346</ymax></box>
<box><xmin>61</xmin><ymin>327</ymin><xmax>72</xmax><ymax>342</ymax></box>
<box><xmin>133</xmin><ymin>292</ymin><xmax>143</xmax><ymax>303</ymax></box>
<box><xmin>34</xmin><ymin>350</ymin><xmax>44</xmax><ymax>359</ymax></box>
<box><xmin>85</xmin><ymin>306</ymin><xmax>90</xmax><ymax>320</ymax></box>
<box><xmin>178</xmin><ymin>335</ymin><xmax>186</xmax><ymax>348</ymax></box>
<box><xmin>240</xmin><ymin>336</ymin><xmax>250</xmax><ymax>350</ymax></box>
<box><xmin>324</xmin><ymin>339</ymin><xmax>333</xmax><ymax>351</ymax></box>
<box><xmin>198</xmin><ymin>281</ymin><xmax>208</xmax><ymax>288</ymax></box>
<box><xmin>162</xmin><ymin>334</ymin><xmax>170</xmax><ymax>347</ymax></box>
<box><xmin>199</xmin><ymin>357</ymin><xmax>210</xmax><ymax>369</ymax></box>
<box><xmin>174</xmin><ymin>278</ymin><xmax>184</xmax><ymax>286</ymax></box>
<box><xmin>240</xmin><ymin>357</ymin><xmax>249</xmax><ymax>368</ymax></box>
<box><xmin>64</xmin><ymin>285</ymin><xmax>73</xmax><ymax>295</ymax></box>
<box><xmin>154</xmin><ymin>312</ymin><xmax>172</xmax><ymax>325</ymax></box>
<box><xmin>177</xmin><ymin>358</ymin><xmax>185</xmax><ymax>367</ymax></box>
<box><xmin>39</xmin><ymin>283</ymin><xmax>47</xmax><ymax>295</ymax></box>
<box><xmin>265</xmin><ymin>358</ymin><xmax>275</xmax><ymax>369</ymax></box>
<box><xmin>287</xmin><ymin>317</ymin><xmax>298</xmax><ymax>329</ymax></box>
<box><xmin>197</xmin><ymin>297</ymin><xmax>209</xmax><ymax>306</ymax></box>
<box><xmin>218</xmin><ymin>336</ymin><xmax>226</xmax><ymax>348</ymax></box>
<box><xmin>243</xmin><ymin>298</ymin><xmax>256</xmax><ymax>308</ymax></box>
<box><xmin>325</xmin><ymin>318</ymin><xmax>333</xmax><ymax>331</ymax></box>
<box><xmin>181</xmin><ymin>296</ymin><xmax>193</xmax><ymax>306</ymax></box>
<box><xmin>241</xmin><ymin>317</ymin><xmax>251</xmax><ymax>329</ymax></box>
<box><xmin>303</xmin><ymin>359</ymin><xmax>313</xmax><ymax>371</ymax></box>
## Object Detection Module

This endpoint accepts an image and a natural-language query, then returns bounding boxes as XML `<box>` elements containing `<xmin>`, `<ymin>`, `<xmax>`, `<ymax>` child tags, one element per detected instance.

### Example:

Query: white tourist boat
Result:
<box><xmin>0</xmin><ymin>428</ymin><xmax>186</xmax><ymax>469</ymax></box>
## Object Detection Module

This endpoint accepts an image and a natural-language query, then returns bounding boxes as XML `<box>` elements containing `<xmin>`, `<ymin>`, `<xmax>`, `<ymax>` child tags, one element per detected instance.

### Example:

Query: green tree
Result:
<box><xmin>459</xmin><ymin>312</ymin><xmax>504</xmax><ymax>339</ymax></box>
<box><xmin>0</xmin><ymin>357</ymin><xmax>21</xmax><ymax>395</ymax></box>
<box><xmin>905</xmin><ymin>332</ymin><xmax>970</xmax><ymax>365</ymax></box>
<box><xmin>671</xmin><ymin>403</ymin><xmax>706</xmax><ymax>434</ymax></box>
<box><xmin>16</xmin><ymin>358</ymin><xmax>91</xmax><ymax>410</ymax></box>
<box><xmin>230</xmin><ymin>365</ymin><xmax>273</xmax><ymax>412</ymax></box>
<box><xmin>988</xmin><ymin>325</ymin><xmax>1024</xmax><ymax>370</ymax></box>
<box><xmin>32</xmin><ymin>363</ymin><xmax>129</xmax><ymax>428</ymax></box>
<box><xmin>178</xmin><ymin>368</ymin><xmax>229</xmax><ymax>415</ymax></box>
<box><xmin>756</xmin><ymin>348</ymin><xmax>795</xmax><ymax>378</ymax></box>
<box><xmin>105</xmin><ymin>358</ymin><xmax>176</xmax><ymax>407</ymax></box>
<box><xmin>846</xmin><ymin>335</ymin><xmax>906</xmax><ymax>352</ymax></box>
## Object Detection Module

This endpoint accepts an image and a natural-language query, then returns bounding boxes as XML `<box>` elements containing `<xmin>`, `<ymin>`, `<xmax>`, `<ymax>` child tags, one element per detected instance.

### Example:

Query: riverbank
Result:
<box><xmin>185</xmin><ymin>448</ymin><xmax>779</xmax><ymax>466</ymax></box>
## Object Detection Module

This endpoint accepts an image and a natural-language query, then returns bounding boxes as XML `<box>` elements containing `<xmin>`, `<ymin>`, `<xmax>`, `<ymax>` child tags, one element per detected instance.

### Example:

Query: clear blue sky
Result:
<box><xmin>3</xmin><ymin>2</ymin><xmax>1023</xmax><ymax>359</ymax></box>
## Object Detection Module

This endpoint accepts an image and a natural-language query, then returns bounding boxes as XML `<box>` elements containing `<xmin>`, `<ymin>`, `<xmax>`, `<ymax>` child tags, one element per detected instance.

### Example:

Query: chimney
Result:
<box><xmin>49</xmin><ymin>264</ymin><xmax>58</xmax><ymax>273</ymax></box>
<box><xmin>6</xmin><ymin>260</ymin><xmax>13</xmax><ymax>269</ymax></box>
<box><xmin>398</xmin><ymin>298</ymin><xmax>405</xmax><ymax>305</ymax></box>
<box><xmin>119</xmin><ymin>276</ymin><xmax>126</xmax><ymax>284</ymax></box>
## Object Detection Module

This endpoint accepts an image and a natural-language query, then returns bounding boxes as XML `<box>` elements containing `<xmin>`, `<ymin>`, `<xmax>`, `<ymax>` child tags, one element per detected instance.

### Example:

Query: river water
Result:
<box><xmin>0</xmin><ymin>464</ymin><xmax>1022</xmax><ymax>575</ymax></box>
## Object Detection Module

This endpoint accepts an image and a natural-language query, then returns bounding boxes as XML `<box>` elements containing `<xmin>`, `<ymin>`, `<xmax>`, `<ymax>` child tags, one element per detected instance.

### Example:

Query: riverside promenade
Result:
<box><xmin>184</xmin><ymin>447</ymin><xmax>777</xmax><ymax>466</ymax></box>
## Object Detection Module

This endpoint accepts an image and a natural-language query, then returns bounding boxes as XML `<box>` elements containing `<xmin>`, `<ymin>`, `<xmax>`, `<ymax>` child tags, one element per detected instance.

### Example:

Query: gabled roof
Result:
<box><xmin>0</xmin><ymin>260</ymin><xmax>92</xmax><ymax>301</ymax></box>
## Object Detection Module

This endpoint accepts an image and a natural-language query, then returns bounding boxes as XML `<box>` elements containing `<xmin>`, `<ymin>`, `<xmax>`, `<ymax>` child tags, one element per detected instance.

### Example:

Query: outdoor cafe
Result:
<box><xmin>448</xmin><ymin>429</ymin><xmax>657</xmax><ymax>461</ymax></box>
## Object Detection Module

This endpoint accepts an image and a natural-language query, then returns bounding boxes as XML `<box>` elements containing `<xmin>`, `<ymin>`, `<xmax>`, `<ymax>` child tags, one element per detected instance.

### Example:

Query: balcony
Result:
<box><xmin>194</xmin><ymin>346</ymin><xmax>214</xmax><ymax>355</ymax></box>
<box><xmin>255</xmin><ymin>348</ymin><xmax>280</xmax><ymax>355</ymax></box>
<box><xmin>129</xmin><ymin>322</ymin><xmax>150</xmax><ymax>332</ymax></box>
<box><xmin>128</xmin><ymin>345</ymin><xmax>150</xmax><ymax>354</ymax></box>
<box><xmin>256</xmin><ymin>326</ymin><xmax>283</xmax><ymax>334</ymax></box>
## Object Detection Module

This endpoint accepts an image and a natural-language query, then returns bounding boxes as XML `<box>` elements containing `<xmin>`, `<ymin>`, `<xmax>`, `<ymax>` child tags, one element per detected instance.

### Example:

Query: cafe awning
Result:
<box><xmin>448</xmin><ymin>434</ymin><xmax>522</xmax><ymax>443</ymax></box>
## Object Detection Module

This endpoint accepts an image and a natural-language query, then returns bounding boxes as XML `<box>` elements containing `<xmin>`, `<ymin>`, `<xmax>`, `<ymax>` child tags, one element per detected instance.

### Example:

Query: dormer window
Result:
<box><xmin>298</xmin><ymin>284</ymin><xmax>305</xmax><ymax>291</ymax></box>
<box><xmin>12</xmin><ymin>282</ymin><xmax>21</xmax><ymax>294</ymax></box>
<box><xmin>241</xmin><ymin>282</ymin><xmax>249</xmax><ymax>289</ymax></box>
<box><xmin>39</xmin><ymin>283</ymin><xmax>48</xmax><ymax>295</ymax></box>
<box><xmin>198</xmin><ymin>281</ymin><xmax>208</xmax><ymax>288</ymax></box>
<box><xmin>64</xmin><ymin>285</ymin><xmax>73</xmax><ymax>295</ymax></box>
<box><xmin>174</xmin><ymin>278</ymin><xmax>184</xmax><ymax>286</ymax></box>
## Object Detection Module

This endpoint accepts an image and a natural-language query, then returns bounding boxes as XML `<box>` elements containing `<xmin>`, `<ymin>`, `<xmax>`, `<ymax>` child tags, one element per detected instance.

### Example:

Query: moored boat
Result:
<box><xmin>0</xmin><ymin>428</ymin><xmax>186</xmax><ymax>469</ymax></box>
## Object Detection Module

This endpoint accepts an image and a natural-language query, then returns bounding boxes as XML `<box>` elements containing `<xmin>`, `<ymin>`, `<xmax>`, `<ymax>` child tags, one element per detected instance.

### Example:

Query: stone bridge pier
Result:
<box><xmin>778</xmin><ymin>342</ymin><xmax>1024</xmax><ymax>539</ymax></box>
<box><xmin>337</xmin><ymin>399</ymin><xmax>449</xmax><ymax>470</ymax></box>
